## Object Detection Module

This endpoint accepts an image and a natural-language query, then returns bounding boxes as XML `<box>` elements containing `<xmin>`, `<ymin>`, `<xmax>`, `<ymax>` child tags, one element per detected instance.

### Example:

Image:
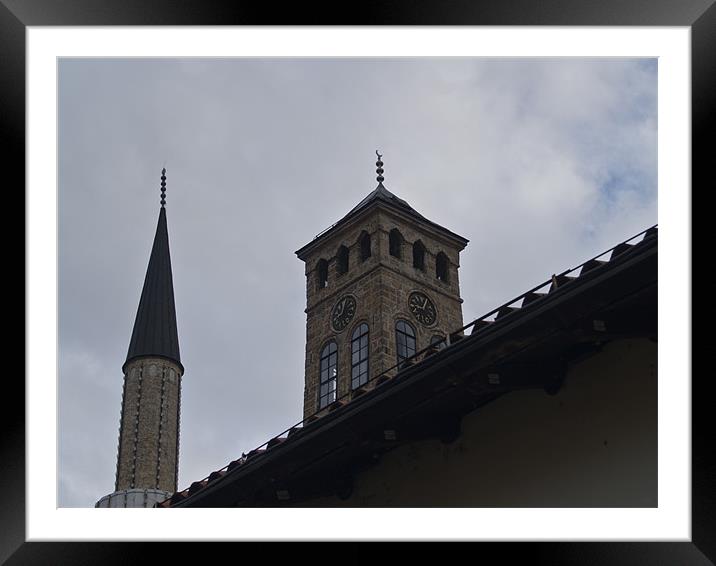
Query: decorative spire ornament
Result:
<box><xmin>376</xmin><ymin>150</ymin><xmax>385</xmax><ymax>184</ymax></box>
<box><xmin>160</xmin><ymin>168</ymin><xmax>167</xmax><ymax>207</ymax></box>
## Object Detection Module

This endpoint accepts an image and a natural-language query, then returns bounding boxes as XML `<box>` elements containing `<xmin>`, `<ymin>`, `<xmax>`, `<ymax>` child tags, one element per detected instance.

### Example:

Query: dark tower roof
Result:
<box><xmin>295</xmin><ymin>182</ymin><xmax>468</xmax><ymax>260</ymax></box>
<box><xmin>123</xmin><ymin>205</ymin><xmax>182</xmax><ymax>373</ymax></box>
<box><xmin>295</xmin><ymin>152</ymin><xmax>468</xmax><ymax>260</ymax></box>
<box><xmin>344</xmin><ymin>182</ymin><xmax>427</xmax><ymax>222</ymax></box>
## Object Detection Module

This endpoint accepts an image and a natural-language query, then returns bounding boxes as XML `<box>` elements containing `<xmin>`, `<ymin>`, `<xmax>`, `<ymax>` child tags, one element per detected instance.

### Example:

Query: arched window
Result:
<box><xmin>413</xmin><ymin>240</ymin><xmax>426</xmax><ymax>271</ymax></box>
<box><xmin>436</xmin><ymin>252</ymin><xmax>449</xmax><ymax>282</ymax></box>
<box><xmin>359</xmin><ymin>231</ymin><xmax>371</xmax><ymax>262</ymax></box>
<box><xmin>318</xmin><ymin>342</ymin><xmax>338</xmax><ymax>409</ymax></box>
<box><xmin>317</xmin><ymin>259</ymin><xmax>328</xmax><ymax>289</ymax></box>
<box><xmin>351</xmin><ymin>323</ymin><xmax>369</xmax><ymax>389</ymax></box>
<box><xmin>337</xmin><ymin>245</ymin><xmax>349</xmax><ymax>275</ymax></box>
<box><xmin>396</xmin><ymin>320</ymin><xmax>417</xmax><ymax>366</ymax></box>
<box><xmin>389</xmin><ymin>229</ymin><xmax>403</xmax><ymax>259</ymax></box>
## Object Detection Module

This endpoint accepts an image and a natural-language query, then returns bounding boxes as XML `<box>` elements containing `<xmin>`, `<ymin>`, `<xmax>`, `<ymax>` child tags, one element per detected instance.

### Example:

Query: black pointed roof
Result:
<box><xmin>123</xmin><ymin>206</ymin><xmax>182</xmax><ymax>372</ymax></box>
<box><xmin>295</xmin><ymin>182</ymin><xmax>468</xmax><ymax>259</ymax></box>
<box><xmin>345</xmin><ymin>182</ymin><xmax>427</xmax><ymax>221</ymax></box>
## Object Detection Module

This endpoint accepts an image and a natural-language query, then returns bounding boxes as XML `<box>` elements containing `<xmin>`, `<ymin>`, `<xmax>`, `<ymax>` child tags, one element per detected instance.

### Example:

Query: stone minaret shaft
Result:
<box><xmin>97</xmin><ymin>170</ymin><xmax>183</xmax><ymax>508</ymax></box>
<box><xmin>115</xmin><ymin>357</ymin><xmax>182</xmax><ymax>494</ymax></box>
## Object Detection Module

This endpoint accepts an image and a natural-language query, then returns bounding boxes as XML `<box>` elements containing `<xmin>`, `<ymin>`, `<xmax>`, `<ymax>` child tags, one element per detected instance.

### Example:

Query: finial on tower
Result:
<box><xmin>160</xmin><ymin>168</ymin><xmax>167</xmax><ymax>207</ymax></box>
<box><xmin>376</xmin><ymin>150</ymin><xmax>384</xmax><ymax>184</ymax></box>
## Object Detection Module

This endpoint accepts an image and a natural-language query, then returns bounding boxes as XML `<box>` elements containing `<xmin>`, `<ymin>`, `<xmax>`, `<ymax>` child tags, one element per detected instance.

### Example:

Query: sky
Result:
<box><xmin>58</xmin><ymin>57</ymin><xmax>657</xmax><ymax>507</ymax></box>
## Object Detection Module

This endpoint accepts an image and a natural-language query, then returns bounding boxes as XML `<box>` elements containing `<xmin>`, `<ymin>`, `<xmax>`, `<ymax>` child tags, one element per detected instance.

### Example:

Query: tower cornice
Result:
<box><xmin>295</xmin><ymin>195</ymin><xmax>468</xmax><ymax>262</ymax></box>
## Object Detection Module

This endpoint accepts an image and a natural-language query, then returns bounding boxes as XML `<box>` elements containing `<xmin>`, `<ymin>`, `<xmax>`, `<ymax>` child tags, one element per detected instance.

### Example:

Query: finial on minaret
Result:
<box><xmin>376</xmin><ymin>150</ymin><xmax>384</xmax><ymax>184</ymax></box>
<box><xmin>160</xmin><ymin>168</ymin><xmax>167</xmax><ymax>207</ymax></box>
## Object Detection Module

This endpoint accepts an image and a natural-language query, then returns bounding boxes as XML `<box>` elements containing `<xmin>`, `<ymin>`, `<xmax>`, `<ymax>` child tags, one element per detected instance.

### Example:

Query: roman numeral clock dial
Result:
<box><xmin>408</xmin><ymin>291</ymin><xmax>437</xmax><ymax>326</ymax></box>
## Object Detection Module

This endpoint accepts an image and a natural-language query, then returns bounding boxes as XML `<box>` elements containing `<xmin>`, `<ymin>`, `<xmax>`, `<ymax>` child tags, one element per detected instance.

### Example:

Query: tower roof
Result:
<box><xmin>296</xmin><ymin>153</ymin><xmax>468</xmax><ymax>260</ymax></box>
<box><xmin>295</xmin><ymin>182</ymin><xmax>468</xmax><ymax>260</ymax></box>
<box><xmin>345</xmin><ymin>182</ymin><xmax>427</xmax><ymax>222</ymax></box>
<box><xmin>124</xmin><ymin>189</ymin><xmax>182</xmax><ymax>372</ymax></box>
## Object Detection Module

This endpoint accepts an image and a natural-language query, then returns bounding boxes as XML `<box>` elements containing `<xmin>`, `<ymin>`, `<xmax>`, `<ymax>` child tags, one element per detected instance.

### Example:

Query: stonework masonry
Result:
<box><xmin>114</xmin><ymin>357</ymin><xmax>183</xmax><ymax>494</ymax></box>
<box><xmin>300</xmin><ymin>205</ymin><xmax>467</xmax><ymax>419</ymax></box>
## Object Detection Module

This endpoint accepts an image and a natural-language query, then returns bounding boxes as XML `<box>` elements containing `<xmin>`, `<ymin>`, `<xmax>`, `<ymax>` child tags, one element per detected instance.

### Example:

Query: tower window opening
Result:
<box><xmin>318</xmin><ymin>342</ymin><xmax>338</xmax><ymax>409</ymax></box>
<box><xmin>337</xmin><ymin>245</ymin><xmax>349</xmax><ymax>275</ymax></box>
<box><xmin>317</xmin><ymin>259</ymin><xmax>328</xmax><ymax>289</ymax></box>
<box><xmin>351</xmin><ymin>323</ymin><xmax>370</xmax><ymax>389</ymax></box>
<box><xmin>396</xmin><ymin>320</ymin><xmax>417</xmax><ymax>366</ymax></box>
<box><xmin>389</xmin><ymin>229</ymin><xmax>403</xmax><ymax>259</ymax></box>
<box><xmin>436</xmin><ymin>252</ymin><xmax>449</xmax><ymax>282</ymax></box>
<box><xmin>359</xmin><ymin>232</ymin><xmax>372</xmax><ymax>261</ymax></box>
<box><xmin>413</xmin><ymin>240</ymin><xmax>426</xmax><ymax>271</ymax></box>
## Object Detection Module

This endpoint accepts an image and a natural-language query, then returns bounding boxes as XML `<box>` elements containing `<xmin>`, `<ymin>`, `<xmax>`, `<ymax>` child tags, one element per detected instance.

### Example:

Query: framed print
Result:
<box><xmin>8</xmin><ymin>0</ymin><xmax>711</xmax><ymax>563</ymax></box>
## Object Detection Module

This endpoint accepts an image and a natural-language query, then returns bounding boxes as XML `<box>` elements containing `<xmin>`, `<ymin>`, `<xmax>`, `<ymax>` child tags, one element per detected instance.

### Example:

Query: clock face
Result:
<box><xmin>408</xmin><ymin>291</ymin><xmax>437</xmax><ymax>326</ymax></box>
<box><xmin>331</xmin><ymin>295</ymin><xmax>357</xmax><ymax>332</ymax></box>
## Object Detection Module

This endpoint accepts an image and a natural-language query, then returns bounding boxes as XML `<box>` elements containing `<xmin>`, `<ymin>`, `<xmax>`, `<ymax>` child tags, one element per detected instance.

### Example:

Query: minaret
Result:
<box><xmin>97</xmin><ymin>168</ymin><xmax>184</xmax><ymax>508</ymax></box>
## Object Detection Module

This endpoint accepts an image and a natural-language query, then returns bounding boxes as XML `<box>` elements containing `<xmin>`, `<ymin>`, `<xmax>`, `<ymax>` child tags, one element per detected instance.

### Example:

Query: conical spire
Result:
<box><xmin>123</xmin><ymin>169</ymin><xmax>181</xmax><ymax>372</ymax></box>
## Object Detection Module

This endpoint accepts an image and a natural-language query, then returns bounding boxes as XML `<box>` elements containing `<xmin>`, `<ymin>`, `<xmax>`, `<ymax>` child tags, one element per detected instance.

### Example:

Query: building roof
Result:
<box><xmin>124</xmin><ymin>206</ymin><xmax>182</xmax><ymax>373</ymax></box>
<box><xmin>295</xmin><ymin>183</ymin><xmax>468</xmax><ymax>260</ymax></box>
<box><xmin>347</xmin><ymin>182</ymin><xmax>426</xmax><ymax>220</ymax></box>
<box><xmin>161</xmin><ymin>225</ymin><xmax>657</xmax><ymax>507</ymax></box>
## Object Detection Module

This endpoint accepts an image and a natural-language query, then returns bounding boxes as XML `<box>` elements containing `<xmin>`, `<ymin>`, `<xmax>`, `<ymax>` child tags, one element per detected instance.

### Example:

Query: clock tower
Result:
<box><xmin>295</xmin><ymin>153</ymin><xmax>468</xmax><ymax>419</ymax></box>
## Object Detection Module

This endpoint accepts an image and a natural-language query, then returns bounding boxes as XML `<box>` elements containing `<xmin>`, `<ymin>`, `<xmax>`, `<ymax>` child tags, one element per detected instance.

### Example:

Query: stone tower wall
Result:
<box><xmin>301</xmin><ymin>206</ymin><xmax>466</xmax><ymax>419</ymax></box>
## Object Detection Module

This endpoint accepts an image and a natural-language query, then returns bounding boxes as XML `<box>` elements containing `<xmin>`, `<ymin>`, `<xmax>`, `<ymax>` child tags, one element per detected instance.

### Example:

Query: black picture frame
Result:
<box><xmin>5</xmin><ymin>1</ymin><xmax>709</xmax><ymax>563</ymax></box>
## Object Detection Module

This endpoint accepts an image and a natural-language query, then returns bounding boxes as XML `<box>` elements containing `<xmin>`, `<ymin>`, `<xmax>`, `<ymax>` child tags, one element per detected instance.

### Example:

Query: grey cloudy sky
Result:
<box><xmin>58</xmin><ymin>57</ymin><xmax>657</xmax><ymax>507</ymax></box>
